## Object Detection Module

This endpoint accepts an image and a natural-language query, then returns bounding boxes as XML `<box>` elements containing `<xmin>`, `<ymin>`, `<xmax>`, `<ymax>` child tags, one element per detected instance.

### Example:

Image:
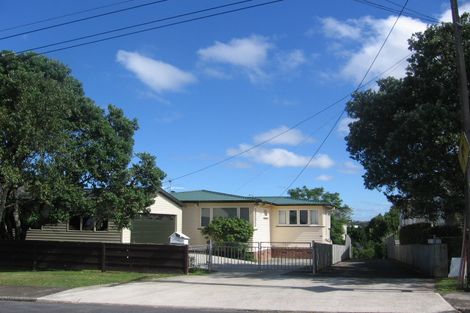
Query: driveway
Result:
<box><xmin>40</xmin><ymin>259</ymin><xmax>456</xmax><ymax>313</ymax></box>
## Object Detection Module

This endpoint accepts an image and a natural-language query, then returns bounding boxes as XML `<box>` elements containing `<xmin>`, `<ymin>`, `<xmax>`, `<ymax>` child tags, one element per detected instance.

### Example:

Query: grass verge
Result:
<box><xmin>0</xmin><ymin>269</ymin><xmax>175</xmax><ymax>288</ymax></box>
<box><xmin>436</xmin><ymin>278</ymin><xmax>460</xmax><ymax>293</ymax></box>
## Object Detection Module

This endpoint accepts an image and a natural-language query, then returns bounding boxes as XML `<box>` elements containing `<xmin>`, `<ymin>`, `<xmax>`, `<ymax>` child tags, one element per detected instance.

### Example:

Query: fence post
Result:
<box><xmin>184</xmin><ymin>244</ymin><xmax>189</xmax><ymax>274</ymax></box>
<box><xmin>208</xmin><ymin>240</ymin><xmax>213</xmax><ymax>271</ymax></box>
<box><xmin>312</xmin><ymin>241</ymin><xmax>316</xmax><ymax>274</ymax></box>
<box><xmin>32</xmin><ymin>242</ymin><xmax>37</xmax><ymax>271</ymax></box>
<box><xmin>258</xmin><ymin>242</ymin><xmax>261</xmax><ymax>270</ymax></box>
<box><xmin>101</xmin><ymin>243</ymin><xmax>106</xmax><ymax>272</ymax></box>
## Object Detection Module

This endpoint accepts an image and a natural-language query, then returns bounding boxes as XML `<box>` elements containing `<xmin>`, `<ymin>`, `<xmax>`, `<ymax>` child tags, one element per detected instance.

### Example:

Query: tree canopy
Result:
<box><xmin>288</xmin><ymin>186</ymin><xmax>352</xmax><ymax>244</ymax></box>
<box><xmin>348</xmin><ymin>206</ymin><xmax>399</xmax><ymax>258</ymax></box>
<box><xmin>0</xmin><ymin>51</ymin><xmax>166</xmax><ymax>239</ymax></box>
<box><xmin>346</xmin><ymin>15</ymin><xmax>470</xmax><ymax>220</ymax></box>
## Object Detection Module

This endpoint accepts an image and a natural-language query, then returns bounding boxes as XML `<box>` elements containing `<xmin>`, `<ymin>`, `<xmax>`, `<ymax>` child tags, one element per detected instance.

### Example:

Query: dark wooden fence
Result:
<box><xmin>0</xmin><ymin>240</ymin><xmax>188</xmax><ymax>273</ymax></box>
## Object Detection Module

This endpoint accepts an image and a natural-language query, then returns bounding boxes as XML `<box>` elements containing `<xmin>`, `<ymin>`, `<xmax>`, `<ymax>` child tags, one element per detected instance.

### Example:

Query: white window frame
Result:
<box><xmin>277</xmin><ymin>209</ymin><xmax>321</xmax><ymax>226</ymax></box>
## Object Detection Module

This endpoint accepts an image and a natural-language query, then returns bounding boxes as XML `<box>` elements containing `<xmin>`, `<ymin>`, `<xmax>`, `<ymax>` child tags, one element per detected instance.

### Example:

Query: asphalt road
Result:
<box><xmin>1</xmin><ymin>301</ymin><xmax>264</xmax><ymax>313</ymax></box>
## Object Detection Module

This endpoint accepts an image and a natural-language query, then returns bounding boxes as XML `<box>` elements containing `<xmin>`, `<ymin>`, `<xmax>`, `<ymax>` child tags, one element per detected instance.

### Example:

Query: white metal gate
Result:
<box><xmin>189</xmin><ymin>242</ymin><xmax>313</xmax><ymax>272</ymax></box>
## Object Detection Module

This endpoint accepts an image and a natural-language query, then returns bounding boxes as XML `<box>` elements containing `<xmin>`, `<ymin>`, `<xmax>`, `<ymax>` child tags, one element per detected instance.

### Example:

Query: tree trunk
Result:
<box><xmin>12</xmin><ymin>187</ymin><xmax>23</xmax><ymax>240</ymax></box>
<box><xmin>0</xmin><ymin>186</ymin><xmax>9</xmax><ymax>240</ymax></box>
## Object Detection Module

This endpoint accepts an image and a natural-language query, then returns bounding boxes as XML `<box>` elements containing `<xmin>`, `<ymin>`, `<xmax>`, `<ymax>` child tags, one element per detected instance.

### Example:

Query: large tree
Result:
<box><xmin>346</xmin><ymin>15</ymin><xmax>470</xmax><ymax>220</ymax></box>
<box><xmin>0</xmin><ymin>51</ymin><xmax>165</xmax><ymax>239</ymax></box>
<box><xmin>288</xmin><ymin>186</ymin><xmax>352</xmax><ymax>244</ymax></box>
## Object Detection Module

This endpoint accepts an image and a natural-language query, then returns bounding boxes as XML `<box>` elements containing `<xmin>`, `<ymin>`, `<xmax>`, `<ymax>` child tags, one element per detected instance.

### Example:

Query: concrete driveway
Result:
<box><xmin>40</xmin><ymin>260</ymin><xmax>456</xmax><ymax>313</ymax></box>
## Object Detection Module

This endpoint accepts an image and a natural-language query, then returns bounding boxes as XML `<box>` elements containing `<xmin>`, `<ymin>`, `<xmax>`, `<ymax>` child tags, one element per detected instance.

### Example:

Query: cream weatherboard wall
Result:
<box><xmin>181</xmin><ymin>202</ymin><xmax>257</xmax><ymax>245</ymax></box>
<box><xmin>181</xmin><ymin>202</ymin><xmax>331</xmax><ymax>245</ymax></box>
<box><xmin>269</xmin><ymin>206</ymin><xmax>331</xmax><ymax>244</ymax></box>
<box><xmin>147</xmin><ymin>192</ymin><xmax>183</xmax><ymax>233</ymax></box>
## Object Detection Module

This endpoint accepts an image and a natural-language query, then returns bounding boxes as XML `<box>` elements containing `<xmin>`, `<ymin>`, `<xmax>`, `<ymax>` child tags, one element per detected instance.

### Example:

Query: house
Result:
<box><xmin>172</xmin><ymin>190</ymin><xmax>333</xmax><ymax>245</ymax></box>
<box><xmin>26</xmin><ymin>189</ymin><xmax>334</xmax><ymax>245</ymax></box>
<box><xmin>26</xmin><ymin>188</ymin><xmax>183</xmax><ymax>244</ymax></box>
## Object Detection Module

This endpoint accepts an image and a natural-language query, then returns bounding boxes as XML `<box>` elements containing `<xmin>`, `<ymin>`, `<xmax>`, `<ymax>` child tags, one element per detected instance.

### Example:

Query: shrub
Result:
<box><xmin>399</xmin><ymin>223</ymin><xmax>462</xmax><ymax>245</ymax></box>
<box><xmin>201</xmin><ymin>217</ymin><xmax>254</xmax><ymax>244</ymax></box>
<box><xmin>399</xmin><ymin>223</ymin><xmax>431</xmax><ymax>244</ymax></box>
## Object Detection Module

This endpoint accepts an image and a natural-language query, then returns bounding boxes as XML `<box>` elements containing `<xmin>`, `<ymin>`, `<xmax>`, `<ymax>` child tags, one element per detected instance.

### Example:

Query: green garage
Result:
<box><xmin>131</xmin><ymin>214</ymin><xmax>176</xmax><ymax>244</ymax></box>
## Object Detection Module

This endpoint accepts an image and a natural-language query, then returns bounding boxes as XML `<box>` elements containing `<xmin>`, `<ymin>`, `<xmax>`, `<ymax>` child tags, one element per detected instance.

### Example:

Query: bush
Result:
<box><xmin>399</xmin><ymin>223</ymin><xmax>462</xmax><ymax>245</ymax></box>
<box><xmin>399</xmin><ymin>223</ymin><xmax>432</xmax><ymax>244</ymax></box>
<box><xmin>201</xmin><ymin>217</ymin><xmax>254</xmax><ymax>244</ymax></box>
<box><xmin>353</xmin><ymin>245</ymin><xmax>375</xmax><ymax>259</ymax></box>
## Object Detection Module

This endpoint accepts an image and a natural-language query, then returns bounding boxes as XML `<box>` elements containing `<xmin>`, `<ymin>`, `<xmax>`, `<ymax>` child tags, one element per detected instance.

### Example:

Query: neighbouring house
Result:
<box><xmin>171</xmin><ymin>190</ymin><xmax>333</xmax><ymax>245</ymax></box>
<box><xmin>26</xmin><ymin>188</ymin><xmax>183</xmax><ymax>244</ymax></box>
<box><xmin>26</xmin><ymin>189</ymin><xmax>334</xmax><ymax>245</ymax></box>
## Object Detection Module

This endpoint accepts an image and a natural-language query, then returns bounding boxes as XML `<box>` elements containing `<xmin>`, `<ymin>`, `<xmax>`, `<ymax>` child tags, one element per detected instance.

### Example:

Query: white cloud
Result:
<box><xmin>337</xmin><ymin>117</ymin><xmax>358</xmax><ymax>135</ymax></box>
<box><xmin>320</xmin><ymin>17</ymin><xmax>362</xmax><ymax>40</ymax></box>
<box><xmin>340</xmin><ymin>16</ymin><xmax>428</xmax><ymax>82</ymax></box>
<box><xmin>227</xmin><ymin>144</ymin><xmax>334</xmax><ymax>169</ymax></box>
<box><xmin>253</xmin><ymin>126</ymin><xmax>313</xmax><ymax>146</ymax></box>
<box><xmin>116</xmin><ymin>50</ymin><xmax>196</xmax><ymax>93</ymax></box>
<box><xmin>315</xmin><ymin>174</ymin><xmax>333</xmax><ymax>181</ymax></box>
<box><xmin>198</xmin><ymin>35</ymin><xmax>271</xmax><ymax>70</ymax></box>
<box><xmin>439</xmin><ymin>3</ymin><xmax>470</xmax><ymax>22</ymax></box>
<box><xmin>339</xmin><ymin>161</ymin><xmax>361</xmax><ymax>174</ymax></box>
<box><xmin>277</xmin><ymin>49</ymin><xmax>306</xmax><ymax>71</ymax></box>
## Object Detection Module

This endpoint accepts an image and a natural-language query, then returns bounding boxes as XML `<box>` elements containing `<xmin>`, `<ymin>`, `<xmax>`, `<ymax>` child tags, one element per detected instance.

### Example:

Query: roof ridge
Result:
<box><xmin>173</xmin><ymin>189</ymin><xmax>257</xmax><ymax>200</ymax></box>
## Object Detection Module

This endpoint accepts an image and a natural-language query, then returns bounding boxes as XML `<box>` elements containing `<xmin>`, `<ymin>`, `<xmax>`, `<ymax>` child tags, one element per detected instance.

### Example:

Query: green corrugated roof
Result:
<box><xmin>171</xmin><ymin>190</ymin><xmax>332</xmax><ymax>207</ymax></box>
<box><xmin>171</xmin><ymin>190</ymin><xmax>255</xmax><ymax>202</ymax></box>
<box><xmin>256</xmin><ymin>196</ymin><xmax>330</xmax><ymax>206</ymax></box>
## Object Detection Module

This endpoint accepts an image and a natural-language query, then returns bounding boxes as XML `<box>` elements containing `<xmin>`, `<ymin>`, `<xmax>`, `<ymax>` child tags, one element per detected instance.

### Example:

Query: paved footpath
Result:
<box><xmin>40</xmin><ymin>260</ymin><xmax>456</xmax><ymax>313</ymax></box>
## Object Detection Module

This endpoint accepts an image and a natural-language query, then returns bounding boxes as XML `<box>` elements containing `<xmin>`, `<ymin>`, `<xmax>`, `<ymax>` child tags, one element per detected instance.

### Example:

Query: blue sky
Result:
<box><xmin>1</xmin><ymin>0</ymin><xmax>468</xmax><ymax>220</ymax></box>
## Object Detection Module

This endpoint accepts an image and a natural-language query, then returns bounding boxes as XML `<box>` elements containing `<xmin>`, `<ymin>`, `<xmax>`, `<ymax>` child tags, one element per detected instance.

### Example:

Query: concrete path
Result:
<box><xmin>40</xmin><ymin>260</ymin><xmax>456</xmax><ymax>313</ymax></box>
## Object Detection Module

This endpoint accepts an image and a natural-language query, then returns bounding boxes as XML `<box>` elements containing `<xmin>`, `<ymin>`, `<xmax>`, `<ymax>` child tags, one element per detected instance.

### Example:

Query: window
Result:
<box><xmin>277</xmin><ymin>209</ymin><xmax>321</xmax><ymax>226</ymax></box>
<box><xmin>213</xmin><ymin>207</ymin><xmax>237</xmax><ymax>219</ymax></box>
<box><xmin>68</xmin><ymin>216</ymin><xmax>108</xmax><ymax>231</ymax></box>
<box><xmin>82</xmin><ymin>216</ymin><xmax>95</xmax><ymax>231</ymax></box>
<box><xmin>201</xmin><ymin>208</ymin><xmax>210</xmax><ymax>227</ymax></box>
<box><xmin>68</xmin><ymin>216</ymin><xmax>81</xmax><ymax>230</ymax></box>
<box><xmin>299</xmin><ymin>210</ymin><xmax>308</xmax><ymax>225</ymax></box>
<box><xmin>310</xmin><ymin>209</ymin><xmax>319</xmax><ymax>224</ymax></box>
<box><xmin>278</xmin><ymin>210</ymin><xmax>286</xmax><ymax>225</ymax></box>
<box><xmin>289</xmin><ymin>210</ymin><xmax>297</xmax><ymax>225</ymax></box>
<box><xmin>240</xmin><ymin>208</ymin><xmax>250</xmax><ymax>221</ymax></box>
<box><xmin>96</xmin><ymin>219</ymin><xmax>108</xmax><ymax>231</ymax></box>
<box><xmin>200</xmin><ymin>207</ymin><xmax>251</xmax><ymax>227</ymax></box>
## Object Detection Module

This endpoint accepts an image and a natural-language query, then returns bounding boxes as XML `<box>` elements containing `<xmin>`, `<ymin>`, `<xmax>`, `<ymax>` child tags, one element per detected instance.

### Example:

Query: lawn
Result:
<box><xmin>435</xmin><ymin>278</ymin><xmax>460</xmax><ymax>293</ymax></box>
<box><xmin>0</xmin><ymin>269</ymin><xmax>174</xmax><ymax>288</ymax></box>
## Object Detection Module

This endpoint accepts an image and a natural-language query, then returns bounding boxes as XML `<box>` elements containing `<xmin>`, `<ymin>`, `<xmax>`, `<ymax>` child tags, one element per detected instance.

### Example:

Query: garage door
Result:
<box><xmin>131</xmin><ymin>214</ymin><xmax>176</xmax><ymax>244</ymax></box>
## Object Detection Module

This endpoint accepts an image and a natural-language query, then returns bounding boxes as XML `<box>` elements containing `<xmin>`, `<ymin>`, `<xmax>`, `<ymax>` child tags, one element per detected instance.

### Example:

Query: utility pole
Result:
<box><xmin>450</xmin><ymin>0</ymin><xmax>470</xmax><ymax>289</ymax></box>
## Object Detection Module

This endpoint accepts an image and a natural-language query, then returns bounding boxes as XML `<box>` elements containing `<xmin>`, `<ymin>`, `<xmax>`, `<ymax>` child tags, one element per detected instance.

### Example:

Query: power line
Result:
<box><xmin>166</xmin><ymin>52</ymin><xmax>410</xmax><ymax>185</ymax></box>
<box><xmin>0</xmin><ymin>0</ymin><xmax>170</xmax><ymax>41</ymax></box>
<box><xmin>19</xmin><ymin>0</ymin><xmax>255</xmax><ymax>54</ymax></box>
<box><xmin>232</xmin><ymin>111</ymin><xmax>343</xmax><ymax>194</ymax></box>
<box><xmin>352</xmin><ymin>0</ymin><xmax>437</xmax><ymax>24</ymax></box>
<box><xmin>25</xmin><ymin>0</ymin><xmax>283</xmax><ymax>55</ymax></box>
<box><xmin>0</xmin><ymin>0</ymin><xmax>142</xmax><ymax>33</ymax></box>
<box><xmin>168</xmin><ymin>95</ymin><xmax>344</xmax><ymax>183</ymax></box>
<box><xmin>383</xmin><ymin>0</ymin><xmax>438</xmax><ymax>23</ymax></box>
<box><xmin>280</xmin><ymin>0</ymin><xmax>409</xmax><ymax>195</ymax></box>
